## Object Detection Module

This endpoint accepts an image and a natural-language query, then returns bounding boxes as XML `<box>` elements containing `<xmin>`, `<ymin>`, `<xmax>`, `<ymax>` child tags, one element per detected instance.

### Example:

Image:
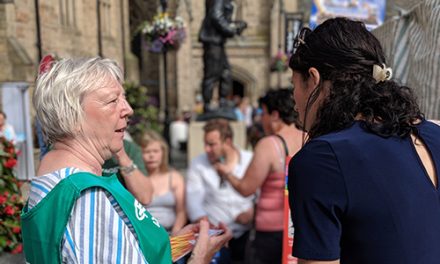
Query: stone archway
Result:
<box><xmin>230</xmin><ymin>64</ymin><xmax>257</xmax><ymax>102</ymax></box>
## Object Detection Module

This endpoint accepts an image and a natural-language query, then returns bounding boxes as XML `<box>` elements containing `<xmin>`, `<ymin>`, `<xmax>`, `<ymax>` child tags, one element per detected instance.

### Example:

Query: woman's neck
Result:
<box><xmin>274</xmin><ymin>121</ymin><xmax>290</xmax><ymax>134</ymax></box>
<box><xmin>147</xmin><ymin>167</ymin><xmax>163</xmax><ymax>177</ymax></box>
<box><xmin>51</xmin><ymin>140</ymin><xmax>105</xmax><ymax>175</ymax></box>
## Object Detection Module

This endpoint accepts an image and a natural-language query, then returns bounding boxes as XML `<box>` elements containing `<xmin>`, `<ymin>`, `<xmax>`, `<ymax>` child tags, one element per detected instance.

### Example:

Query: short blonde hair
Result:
<box><xmin>34</xmin><ymin>57</ymin><xmax>123</xmax><ymax>144</ymax></box>
<box><xmin>140</xmin><ymin>130</ymin><xmax>169</xmax><ymax>172</ymax></box>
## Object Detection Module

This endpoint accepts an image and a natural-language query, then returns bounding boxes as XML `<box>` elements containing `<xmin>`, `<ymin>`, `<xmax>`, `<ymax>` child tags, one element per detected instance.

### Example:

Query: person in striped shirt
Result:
<box><xmin>21</xmin><ymin>56</ymin><xmax>232</xmax><ymax>264</ymax></box>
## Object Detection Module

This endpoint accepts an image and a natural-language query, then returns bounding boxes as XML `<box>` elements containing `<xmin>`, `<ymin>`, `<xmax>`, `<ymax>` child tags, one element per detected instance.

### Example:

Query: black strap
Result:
<box><xmin>274</xmin><ymin>134</ymin><xmax>289</xmax><ymax>157</ymax></box>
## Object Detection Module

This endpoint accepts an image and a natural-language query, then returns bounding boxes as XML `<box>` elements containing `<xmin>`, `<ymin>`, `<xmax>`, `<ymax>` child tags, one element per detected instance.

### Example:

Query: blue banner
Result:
<box><xmin>310</xmin><ymin>0</ymin><xmax>386</xmax><ymax>30</ymax></box>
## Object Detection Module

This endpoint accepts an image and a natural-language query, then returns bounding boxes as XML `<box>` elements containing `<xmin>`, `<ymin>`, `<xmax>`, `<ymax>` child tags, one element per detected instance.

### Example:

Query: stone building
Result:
<box><xmin>0</xmin><ymin>0</ymin><xmax>426</xmax><ymax>118</ymax></box>
<box><xmin>0</xmin><ymin>0</ymin><xmax>136</xmax><ymax>176</ymax></box>
<box><xmin>137</xmin><ymin>0</ymin><xmax>421</xmax><ymax>118</ymax></box>
<box><xmin>0</xmin><ymin>0</ymin><xmax>135</xmax><ymax>85</ymax></box>
<box><xmin>137</xmin><ymin>0</ymin><xmax>300</xmax><ymax>117</ymax></box>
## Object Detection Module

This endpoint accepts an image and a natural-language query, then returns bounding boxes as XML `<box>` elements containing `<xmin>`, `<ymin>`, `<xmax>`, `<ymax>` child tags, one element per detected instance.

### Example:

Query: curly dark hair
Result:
<box><xmin>258</xmin><ymin>88</ymin><xmax>297</xmax><ymax>125</ymax></box>
<box><xmin>289</xmin><ymin>17</ymin><xmax>423</xmax><ymax>139</ymax></box>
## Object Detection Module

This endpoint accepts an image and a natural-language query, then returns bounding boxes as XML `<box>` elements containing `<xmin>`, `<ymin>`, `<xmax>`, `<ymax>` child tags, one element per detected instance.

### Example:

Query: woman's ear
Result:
<box><xmin>308</xmin><ymin>67</ymin><xmax>321</xmax><ymax>89</ymax></box>
<box><xmin>271</xmin><ymin>110</ymin><xmax>280</xmax><ymax>121</ymax></box>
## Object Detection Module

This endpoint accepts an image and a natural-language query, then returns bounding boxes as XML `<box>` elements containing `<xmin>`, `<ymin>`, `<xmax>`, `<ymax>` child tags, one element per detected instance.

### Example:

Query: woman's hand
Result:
<box><xmin>172</xmin><ymin>223</ymin><xmax>199</xmax><ymax>237</ymax></box>
<box><xmin>188</xmin><ymin>220</ymin><xmax>233</xmax><ymax>264</ymax></box>
<box><xmin>213</xmin><ymin>162</ymin><xmax>232</xmax><ymax>179</ymax></box>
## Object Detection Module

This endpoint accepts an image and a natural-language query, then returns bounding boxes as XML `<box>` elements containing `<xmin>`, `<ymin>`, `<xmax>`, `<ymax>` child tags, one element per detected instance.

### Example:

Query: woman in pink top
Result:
<box><xmin>216</xmin><ymin>89</ymin><xmax>304</xmax><ymax>263</ymax></box>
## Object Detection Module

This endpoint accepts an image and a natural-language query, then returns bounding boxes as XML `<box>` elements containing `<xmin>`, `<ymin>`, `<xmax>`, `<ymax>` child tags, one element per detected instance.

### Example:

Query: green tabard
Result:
<box><xmin>21</xmin><ymin>172</ymin><xmax>171</xmax><ymax>264</ymax></box>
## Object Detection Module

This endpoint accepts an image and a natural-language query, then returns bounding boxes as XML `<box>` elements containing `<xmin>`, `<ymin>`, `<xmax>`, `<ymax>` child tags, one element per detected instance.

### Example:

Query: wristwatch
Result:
<box><xmin>120</xmin><ymin>162</ymin><xmax>138</xmax><ymax>175</ymax></box>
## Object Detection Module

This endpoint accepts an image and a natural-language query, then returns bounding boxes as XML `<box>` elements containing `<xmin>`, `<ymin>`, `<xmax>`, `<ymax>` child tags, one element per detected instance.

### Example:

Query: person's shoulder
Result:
<box><xmin>170</xmin><ymin>169</ymin><xmax>185</xmax><ymax>185</ymax></box>
<box><xmin>189</xmin><ymin>153</ymin><xmax>210</xmax><ymax>167</ymax></box>
<box><xmin>421</xmin><ymin>119</ymin><xmax>440</xmax><ymax>132</ymax></box>
<box><xmin>170</xmin><ymin>169</ymin><xmax>184</xmax><ymax>179</ymax></box>
<box><xmin>292</xmin><ymin>125</ymin><xmax>361</xmax><ymax>166</ymax></box>
<box><xmin>417</xmin><ymin>119</ymin><xmax>440</xmax><ymax>143</ymax></box>
<box><xmin>254</xmin><ymin>135</ymin><xmax>278</xmax><ymax>149</ymax></box>
<box><xmin>305</xmin><ymin>121</ymin><xmax>375</xmax><ymax>154</ymax></box>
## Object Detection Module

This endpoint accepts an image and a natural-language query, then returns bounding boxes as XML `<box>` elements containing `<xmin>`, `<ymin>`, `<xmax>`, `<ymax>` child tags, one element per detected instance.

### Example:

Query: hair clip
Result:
<box><xmin>372</xmin><ymin>63</ymin><xmax>393</xmax><ymax>83</ymax></box>
<box><xmin>293</xmin><ymin>27</ymin><xmax>312</xmax><ymax>52</ymax></box>
<box><xmin>38</xmin><ymin>54</ymin><xmax>57</xmax><ymax>75</ymax></box>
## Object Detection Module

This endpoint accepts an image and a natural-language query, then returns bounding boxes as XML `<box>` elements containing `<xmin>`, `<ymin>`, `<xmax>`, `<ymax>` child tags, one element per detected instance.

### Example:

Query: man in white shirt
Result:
<box><xmin>186</xmin><ymin>118</ymin><xmax>254</xmax><ymax>263</ymax></box>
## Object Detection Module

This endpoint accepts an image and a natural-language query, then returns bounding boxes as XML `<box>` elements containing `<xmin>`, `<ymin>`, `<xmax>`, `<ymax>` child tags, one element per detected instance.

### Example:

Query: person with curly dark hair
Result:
<box><xmin>288</xmin><ymin>17</ymin><xmax>440</xmax><ymax>264</ymax></box>
<box><xmin>216</xmin><ymin>88</ymin><xmax>303</xmax><ymax>263</ymax></box>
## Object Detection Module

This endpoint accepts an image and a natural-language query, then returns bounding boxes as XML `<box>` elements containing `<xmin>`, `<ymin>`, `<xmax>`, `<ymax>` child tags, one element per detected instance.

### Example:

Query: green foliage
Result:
<box><xmin>124</xmin><ymin>82</ymin><xmax>162</xmax><ymax>143</ymax></box>
<box><xmin>0</xmin><ymin>137</ymin><xmax>23</xmax><ymax>254</ymax></box>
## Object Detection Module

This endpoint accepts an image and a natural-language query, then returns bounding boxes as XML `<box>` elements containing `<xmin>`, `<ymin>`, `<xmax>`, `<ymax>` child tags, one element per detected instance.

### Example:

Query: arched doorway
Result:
<box><xmin>232</xmin><ymin>79</ymin><xmax>245</xmax><ymax>98</ymax></box>
<box><xmin>230</xmin><ymin>64</ymin><xmax>257</xmax><ymax>102</ymax></box>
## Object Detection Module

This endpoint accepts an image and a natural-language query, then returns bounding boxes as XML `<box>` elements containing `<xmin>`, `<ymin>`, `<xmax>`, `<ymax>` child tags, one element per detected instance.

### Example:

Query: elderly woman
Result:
<box><xmin>21</xmin><ymin>57</ymin><xmax>231</xmax><ymax>263</ymax></box>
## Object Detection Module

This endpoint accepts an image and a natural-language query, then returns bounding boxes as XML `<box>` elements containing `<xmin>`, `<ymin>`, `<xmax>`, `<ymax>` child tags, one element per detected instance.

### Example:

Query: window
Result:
<box><xmin>100</xmin><ymin>0</ymin><xmax>113</xmax><ymax>37</ymax></box>
<box><xmin>59</xmin><ymin>0</ymin><xmax>77</xmax><ymax>28</ymax></box>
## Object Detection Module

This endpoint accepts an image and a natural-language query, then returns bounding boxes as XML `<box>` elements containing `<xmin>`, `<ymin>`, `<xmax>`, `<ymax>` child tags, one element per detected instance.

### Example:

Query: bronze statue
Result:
<box><xmin>160</xmin><ymin>0</ymin><xmax>168</xmax><ymax>11</ymax></box>
<box><xmin>199</xmin><ymin>0</ymin><xmax>247</xmax><ymax>113</ymax></box>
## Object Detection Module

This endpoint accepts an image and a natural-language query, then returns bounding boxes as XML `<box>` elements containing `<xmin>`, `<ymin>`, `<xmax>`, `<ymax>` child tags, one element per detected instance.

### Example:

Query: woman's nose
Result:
<box><xmin>122</xmin><ymin>98</ymin><xmax>134</xmax><ymax>117</ymax></box>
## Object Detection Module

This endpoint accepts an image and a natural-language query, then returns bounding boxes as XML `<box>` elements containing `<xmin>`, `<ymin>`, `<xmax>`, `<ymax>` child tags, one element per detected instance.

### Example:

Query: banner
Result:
<box><xmin>282</xmin><ymin>156</ymin><xmax>297</xmax><ymax>264</ymax></box>
<box><xmin>310</xmin><ymin>0</ymin><xmax>386</xmax><ymax>30</ymax></box>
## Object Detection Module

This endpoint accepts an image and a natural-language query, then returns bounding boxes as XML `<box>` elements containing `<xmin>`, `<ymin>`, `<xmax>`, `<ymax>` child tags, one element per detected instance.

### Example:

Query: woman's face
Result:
<box><xmin>261</xmin><ymin>104</ymin><xmax>273</xmax><ymax>135</ymax></box>
<box><xmin>80</xmin><ymin>77</ymin><xmax>133</xmax><ymax>159</ymax></box>
<box><xmin>143</xmin><ymin>141</ymin><xmax>163</xmax><ymax>171</ymax></box>
<box><xmin>291</xmin><ymin>70</ymin><xmax>324</xmax><ymax>131</ymax></box>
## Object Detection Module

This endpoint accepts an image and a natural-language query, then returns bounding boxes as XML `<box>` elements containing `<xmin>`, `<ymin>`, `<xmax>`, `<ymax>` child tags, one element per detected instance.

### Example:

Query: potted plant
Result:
<box><xmin>124</xmin><ymin>82</ymin><xmax>162</xmax><ymax>143</ymax></box>
<box><xmin>270</xmin><ymin>49</ymin><xmax>290</xmax><ymax>72</ymax></box>
<box><xmin>138</xmin><ymin>12</ymin><xmax>186</xmax><ymax>53</ymax></box>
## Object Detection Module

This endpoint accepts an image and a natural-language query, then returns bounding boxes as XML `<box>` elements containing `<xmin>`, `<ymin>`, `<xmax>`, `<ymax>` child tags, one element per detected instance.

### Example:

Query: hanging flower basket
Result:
<box><xmin>0</xmin><ymin>137</ymin><xmax>23</xmax><ymax>254</ymax></box>
<box><xmin>139</xmin><ymin>12</ymin><xmax>186</xmax><ymax>53</ymax></box>
<box><xmin>270</xmin><ymin>50</ymin><xmax>290</xmax><ymax>72</ymax></box>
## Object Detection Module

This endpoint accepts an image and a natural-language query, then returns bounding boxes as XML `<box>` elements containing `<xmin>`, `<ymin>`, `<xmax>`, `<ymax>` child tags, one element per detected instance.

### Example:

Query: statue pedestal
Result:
<box><xmin>196</xmin><ymin>107</ymin><xmax>237</xmax><ymax>122</ymax></box>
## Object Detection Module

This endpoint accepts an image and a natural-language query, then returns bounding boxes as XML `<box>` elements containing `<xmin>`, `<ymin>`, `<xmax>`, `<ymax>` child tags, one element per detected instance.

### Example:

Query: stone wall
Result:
<box><xmin>0</xmin><ymin>0</ymin><xmax>133</xmax><ymax>84</ymax></box>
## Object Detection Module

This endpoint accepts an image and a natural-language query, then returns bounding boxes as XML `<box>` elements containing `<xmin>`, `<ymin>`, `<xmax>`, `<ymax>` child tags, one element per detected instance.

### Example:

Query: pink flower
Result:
<box><xmin>10</xmin><ymin>194</ymin><xmax>18</xmax><ymax>202</ymax></box>
<box><xmin>11</xmin><ymin>243</ymin><xmax>23</xmax><ymax>254</ymax></box>
<box><xmin>160</xmin><ymin>29</ymin><xmax>177</xmax><ymax>45</ymax></box>
<box><xmin>0</xmin><ymin>195</ymin><xmax>6</xmax><ymax>204</ymax></box>
<box><xmin>38</xmin><ymin>54</ymin><xmax>56</xmax><ymax>75</ymax></box>
<box><xmin>12</xmin><ymin>226</ymin><xmax>21</xmax><ymax>234</ymax></box>
<box><xmin>4</xmin><ymin>205</ymin><xmax>15</xmax><ymax>215</ymax></box>
<box><xmin>4</xmin><ymin>158</ymin><xmax>17</xmax><ymax>169</ymax></box>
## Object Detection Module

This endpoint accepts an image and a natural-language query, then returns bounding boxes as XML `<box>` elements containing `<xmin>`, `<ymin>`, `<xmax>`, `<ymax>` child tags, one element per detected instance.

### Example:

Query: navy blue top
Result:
<box><xmin>288</xmin><ymin>120</ymin><xmax>440</xmax><ymax>264</ymax></box>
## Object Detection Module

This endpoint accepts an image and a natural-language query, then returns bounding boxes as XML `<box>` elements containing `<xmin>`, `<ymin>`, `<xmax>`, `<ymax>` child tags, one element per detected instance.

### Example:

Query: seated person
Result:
<box><xmin>141</xmin><ymin>130</ymin><xmax>187</xmax><ymax>234</ymax></box>
<box><xmin>186</xmin><ymin>119</ymin><xmax>254</xmax><ymax>263</ymax></box>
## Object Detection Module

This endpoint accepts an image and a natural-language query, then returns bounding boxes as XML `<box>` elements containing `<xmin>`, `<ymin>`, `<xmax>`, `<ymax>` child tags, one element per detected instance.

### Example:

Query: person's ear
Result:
<box><xmin>308</xmin><ymin>67</ymin><xmax>321</xmax><ymax>89</ymax></box>
<box><xmin>271</xmin><ymin>110</ymin><xmax>280</xmax><ymax>121</ymax></box>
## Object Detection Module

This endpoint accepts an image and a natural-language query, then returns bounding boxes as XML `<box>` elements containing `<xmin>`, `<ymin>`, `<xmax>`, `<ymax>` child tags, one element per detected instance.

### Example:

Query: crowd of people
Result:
<box><xmin>17</xmin><ymin>16</ymin><xmax>440</xmax><ymax>264</ymax></box>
